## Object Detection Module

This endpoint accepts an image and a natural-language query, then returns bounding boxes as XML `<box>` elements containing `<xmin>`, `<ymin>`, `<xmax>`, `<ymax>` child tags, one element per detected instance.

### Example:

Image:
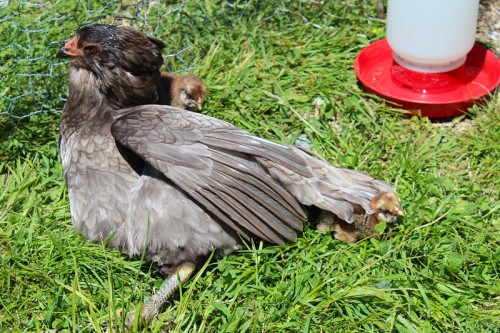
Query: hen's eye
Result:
<box><xmin>84</xmin><ymin>45</ymin><xmax>99</xmax><ymax>54</ymax></box>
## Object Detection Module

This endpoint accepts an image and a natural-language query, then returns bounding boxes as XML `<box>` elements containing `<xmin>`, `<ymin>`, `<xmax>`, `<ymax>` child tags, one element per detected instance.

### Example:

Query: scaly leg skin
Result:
<box><xmin>126</xmin><ymin>261</ymin><xmax>196</xmax><ymax>327</ymax></box>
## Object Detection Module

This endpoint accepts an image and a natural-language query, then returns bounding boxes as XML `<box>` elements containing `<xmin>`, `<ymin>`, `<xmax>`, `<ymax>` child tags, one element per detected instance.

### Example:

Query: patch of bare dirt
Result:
<box><xmin>477</xmin><ymin>0</ymin><xmax>499</xmax><ymax>53</ymax></box>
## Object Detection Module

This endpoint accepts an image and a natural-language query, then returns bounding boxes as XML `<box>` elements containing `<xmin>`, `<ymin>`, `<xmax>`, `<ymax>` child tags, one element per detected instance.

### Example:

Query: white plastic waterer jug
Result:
<box><xmin>387</xmin><ymin>0</ymin><xmax>479</xmax><ymax>73</ymax></box>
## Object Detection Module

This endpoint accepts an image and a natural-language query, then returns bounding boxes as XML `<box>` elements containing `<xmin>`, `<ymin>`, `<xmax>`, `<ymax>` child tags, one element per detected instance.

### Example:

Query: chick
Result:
<box><xmin>158</xmin><ymin>72</ymin><xmax>206</xmax><ymax>111</ymax></box>
<box><xmin>317</xmin><ymin>192</ymin><xmax>403</xmax><ymax>243</ymax></box>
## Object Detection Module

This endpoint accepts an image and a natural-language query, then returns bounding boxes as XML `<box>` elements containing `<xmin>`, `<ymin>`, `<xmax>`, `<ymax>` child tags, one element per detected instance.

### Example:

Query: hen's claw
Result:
<box><xmin>125</xmin><ymin>262</ymin><xmax>196</xmax><ymax>327</ymax></box>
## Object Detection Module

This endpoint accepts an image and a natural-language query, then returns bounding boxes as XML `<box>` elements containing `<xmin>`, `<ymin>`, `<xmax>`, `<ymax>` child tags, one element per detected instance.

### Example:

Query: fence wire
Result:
<box><xmin>1</xmin><ymin>0</ymin><xmax>497</xmax><ymax>120</ymax></box>
<box><xmin>0</xmin><ymin>0</ymin><xmax>256</xmax><ymax>119</ymax></box>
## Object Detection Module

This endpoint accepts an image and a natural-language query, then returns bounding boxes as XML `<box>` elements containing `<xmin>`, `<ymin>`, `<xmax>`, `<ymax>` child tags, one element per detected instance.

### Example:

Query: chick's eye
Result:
<box><xmin>84</xmin><ymin>45</ymin><xmax>99</xmax><ymax>54</ymax></box>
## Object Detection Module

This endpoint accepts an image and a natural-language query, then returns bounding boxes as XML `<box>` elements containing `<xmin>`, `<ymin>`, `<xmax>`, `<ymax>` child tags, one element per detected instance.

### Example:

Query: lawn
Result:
<box><xmin>1</xmin><ymin>1</ymin><xmax>499</xmax><ymax>332</ymax></box>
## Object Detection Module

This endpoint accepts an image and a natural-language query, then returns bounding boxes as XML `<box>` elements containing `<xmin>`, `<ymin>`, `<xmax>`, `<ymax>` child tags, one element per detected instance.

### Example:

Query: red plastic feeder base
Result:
<box><xmin>354</xmin><ymin>39</ymin><xmax>500</xmax><ymax>118</ymax></box>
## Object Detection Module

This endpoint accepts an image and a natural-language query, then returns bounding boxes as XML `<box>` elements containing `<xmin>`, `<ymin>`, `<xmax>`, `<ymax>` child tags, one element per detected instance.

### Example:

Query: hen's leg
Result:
<box><xmin>127</xmin><ymin>261</ymin><xmax>196</xmax><ymax>325</ymax></box>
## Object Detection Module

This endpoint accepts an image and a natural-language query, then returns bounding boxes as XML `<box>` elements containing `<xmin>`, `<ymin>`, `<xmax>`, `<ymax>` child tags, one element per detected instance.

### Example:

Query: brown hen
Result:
<box><xmin>56</xmin><ymin>24</ymin><xmax>402</xmax><ymax>325</ymax></box>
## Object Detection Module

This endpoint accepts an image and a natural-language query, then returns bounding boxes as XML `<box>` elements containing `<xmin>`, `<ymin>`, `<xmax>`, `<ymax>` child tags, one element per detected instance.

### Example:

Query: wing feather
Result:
<box><xmin>202</xmin><ymin>132</ymin><xmax>315</xmax><ymax>177</ymax></box>
<box><xmin>112</xmin><ymin>105</ymin><xmax>395</xmax><ymax>241</ymax></box>
<box><xmin>210</xmin><ymin>166</ymin><xmax>297</xmax><ymax>242</ymax></box>
<box><xmin>209</xmin><ymin>150</ymin><xmax>306</xmax><ymax>226</ymax></box>
<box><xmin>112</xmin><ymin>106</ymin><xmax>306</xmax><ymax>244</ymax></box>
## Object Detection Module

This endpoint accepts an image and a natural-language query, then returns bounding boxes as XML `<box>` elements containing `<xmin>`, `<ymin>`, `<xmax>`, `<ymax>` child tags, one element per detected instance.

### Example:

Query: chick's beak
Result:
<box><xmin>390</xmin><ymin>208</ymin><xmax>404</xmax><ymax>224</ymax></box>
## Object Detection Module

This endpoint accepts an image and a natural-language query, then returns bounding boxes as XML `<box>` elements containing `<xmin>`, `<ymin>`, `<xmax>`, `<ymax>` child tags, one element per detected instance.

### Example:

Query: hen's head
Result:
<box><xmin>178</xmin><ymin>75</ymin><xmax>206</xmax><ymax>111</ymax></box>
<box><xmin>57</xmin><ymin>24</ymin><xmax>165</xmax><ymax>75</ymax></box>
<box><xmin>57</xmin><ymin>24</ymin><xmax>166</xmax><ymax>109</ymax></box>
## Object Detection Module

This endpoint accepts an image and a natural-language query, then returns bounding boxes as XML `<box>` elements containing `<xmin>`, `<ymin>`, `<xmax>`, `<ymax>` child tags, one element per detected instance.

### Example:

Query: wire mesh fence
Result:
<box><xmin>0</xmin><ymin>0</ymin><xmax>257</xmax><ymax>119</ymax></box>
<box><xmin>2</xmin><ymin>0</ymin><xmax>497</xmax><ymax>120</ymax></box>
<box><xmin>2</xmin><ymin>0</ymin><xmax>399</xmax><ymax>168</ymax></box>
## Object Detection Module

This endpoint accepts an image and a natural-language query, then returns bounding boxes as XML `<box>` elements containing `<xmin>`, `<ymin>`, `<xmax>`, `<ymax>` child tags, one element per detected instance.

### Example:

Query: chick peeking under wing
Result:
<box><xmin>158</xmin><ymin>72</ymin><xmax>206</xmax><ymax>111</ymax></box>
<box><xmin>317</xmin><ymin>192</ymin><xmax>403</xmax><ymax>242</ymax></box>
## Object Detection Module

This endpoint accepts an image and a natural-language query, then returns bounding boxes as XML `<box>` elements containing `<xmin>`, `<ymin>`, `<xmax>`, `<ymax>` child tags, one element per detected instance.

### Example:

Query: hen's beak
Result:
<box><xmin>56</xmin><ymin>36</ymin><xmax>80</xmax><ymax>59</ymax></box>
<box><xmin>56</xmin><ymin>47</ymin><xmax>70</xmax><ymax>58</ymax></box>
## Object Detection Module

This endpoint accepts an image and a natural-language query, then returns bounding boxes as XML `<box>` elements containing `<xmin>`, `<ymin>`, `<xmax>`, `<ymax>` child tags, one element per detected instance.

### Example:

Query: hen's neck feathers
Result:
<box><xmin>62</xmin><ymin>62</ymin><xmax>160</xmax><ymax>131</ymax></box>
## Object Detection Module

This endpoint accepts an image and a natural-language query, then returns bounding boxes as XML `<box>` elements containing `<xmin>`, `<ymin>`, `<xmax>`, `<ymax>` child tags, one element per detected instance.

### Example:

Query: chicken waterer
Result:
<box><xmin>354</xmin><ymin>0</ymin><xmax>500</xmax><ymax>118</ymax></box>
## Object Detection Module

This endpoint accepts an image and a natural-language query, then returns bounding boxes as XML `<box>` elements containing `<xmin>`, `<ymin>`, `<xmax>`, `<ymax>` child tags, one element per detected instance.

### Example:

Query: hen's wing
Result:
<box><xmin>112</xmin><ymin>105</ymin><xmax>308</xmax><ymax>245</ymax></box>
<box><xmin>111</xmin><ymin>105</ymin><xmax>393</xmax><ymax>244</ymax></box>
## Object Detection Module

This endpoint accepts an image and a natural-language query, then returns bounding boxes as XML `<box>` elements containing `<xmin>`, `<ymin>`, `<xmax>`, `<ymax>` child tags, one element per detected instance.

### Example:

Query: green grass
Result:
<box><xmin>1</xmin><ymin>1</ymin><xmax>499</xmax><ymax>332</ymax></box>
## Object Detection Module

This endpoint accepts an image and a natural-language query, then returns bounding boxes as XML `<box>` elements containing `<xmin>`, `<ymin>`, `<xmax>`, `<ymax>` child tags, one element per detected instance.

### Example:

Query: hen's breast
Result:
<box><xmin>60</xmin><ymin>125</ymin><xmax>139</xmax><ymax>244</ymax></box>
<box><xmin>123</xmin><ymin>165</ymin><xmax>242</xmax><ymax>275</ymax></box>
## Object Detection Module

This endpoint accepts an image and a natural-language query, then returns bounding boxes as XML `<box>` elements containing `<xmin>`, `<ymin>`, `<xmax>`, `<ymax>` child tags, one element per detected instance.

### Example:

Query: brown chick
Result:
<box><xmin>317</xmin><ymin>192</ymin><xmax>403</xmax><ymax>243</ymax></box>
<box><xmin>158</xmin><ymin>71</ymin><xmax>206</xmax><ymax>111</ymax></box>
